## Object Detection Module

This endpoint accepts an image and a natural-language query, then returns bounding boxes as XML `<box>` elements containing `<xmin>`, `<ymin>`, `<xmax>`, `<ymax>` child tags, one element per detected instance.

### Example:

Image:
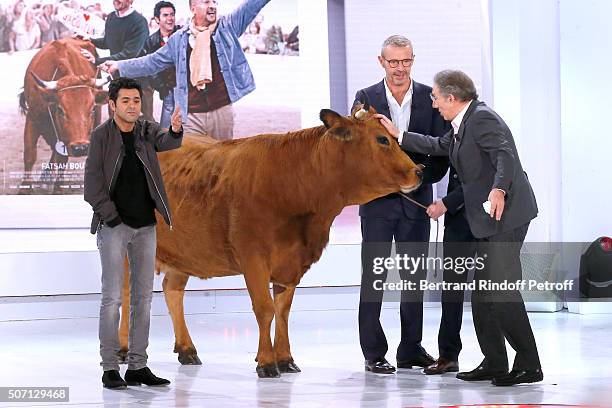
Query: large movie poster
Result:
<box><xmin>0</xmin><ymin>0</ymin><xmax>300</xmax><ymax>196</ymax></box>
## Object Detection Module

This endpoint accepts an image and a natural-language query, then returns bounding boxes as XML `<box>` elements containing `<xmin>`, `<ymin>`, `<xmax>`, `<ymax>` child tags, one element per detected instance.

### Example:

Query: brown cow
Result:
<box><xmin>19</xmin><ymin>38</ymin><xmax>107</xmax><ymax>177</ymax></box>
<box><xmin>119</xmin><ymin>107</ymin><xmax>423</xmax><ymax>377</ymax></box>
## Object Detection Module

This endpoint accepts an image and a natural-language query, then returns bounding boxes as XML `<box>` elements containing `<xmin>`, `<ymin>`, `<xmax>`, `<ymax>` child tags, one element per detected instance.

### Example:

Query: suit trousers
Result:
<box><xmin>359</xmin><ymin>216</ymin><xmax>430</xmax><ymax>362</ymax></box>
<box><xmin>471</xmin><ymin>222</ymin><xmax>541</xmax><ymax>371</ymax></box>
<box><xmin>437</xmin><ymin>211</ymin><xmax>476</xmax><ymax>361</ymax></box>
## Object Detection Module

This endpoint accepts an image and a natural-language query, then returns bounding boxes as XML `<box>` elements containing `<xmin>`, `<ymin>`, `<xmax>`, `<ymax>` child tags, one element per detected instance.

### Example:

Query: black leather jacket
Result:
<box><xmin>84</xmin><ymin>118</ymin><xmax>182</xmax><ymax>233</ymax></box>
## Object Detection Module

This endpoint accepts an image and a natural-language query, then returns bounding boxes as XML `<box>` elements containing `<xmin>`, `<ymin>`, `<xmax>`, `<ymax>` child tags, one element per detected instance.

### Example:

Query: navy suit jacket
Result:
<box><xmin>353</xmin><ymin>80</ymin><xmax>450</xmax><ymax>220</ymax></box>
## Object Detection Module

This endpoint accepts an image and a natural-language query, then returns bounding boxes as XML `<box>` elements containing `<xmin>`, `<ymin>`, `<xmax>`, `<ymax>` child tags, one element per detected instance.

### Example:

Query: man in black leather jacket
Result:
<box><xmin>84</xmin><ymin>77</ymin><xmax>183</xmax><ymax>389</ymax></box>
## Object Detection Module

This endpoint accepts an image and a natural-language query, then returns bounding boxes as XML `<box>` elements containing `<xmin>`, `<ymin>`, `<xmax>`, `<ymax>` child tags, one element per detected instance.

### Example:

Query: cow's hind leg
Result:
<box><xmin>244</xmin><ymin>267</ymin><xmax>279</xmax><ymax>378</ymax></box>
<box><xmin>162</xmin><ymin>272</ymin><xmax>201</xmax><ymax>365</ymax></box>
<box><xmin>117</xmin><ymin>259</ymin><xmax>130</xmax><ymax>363</ymax></box>
<box><xmin>273</xmin><ymin>284</ymin><xmax>300</xmax><ymax>373</ymax></box>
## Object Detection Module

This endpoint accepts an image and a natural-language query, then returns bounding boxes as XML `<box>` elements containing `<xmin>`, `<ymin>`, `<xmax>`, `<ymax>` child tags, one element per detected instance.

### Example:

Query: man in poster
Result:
<box><xmin>101</xmin><ymin>0</ymin><xmax>272</xmax><ymax>141</ymax></box>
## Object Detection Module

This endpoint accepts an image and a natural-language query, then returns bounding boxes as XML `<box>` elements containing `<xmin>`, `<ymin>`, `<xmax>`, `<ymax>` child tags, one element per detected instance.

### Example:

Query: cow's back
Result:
<box><xmin>154</xmin><ymin>132</ymin><xmax>326</xmax><ymax>281</ymax></box>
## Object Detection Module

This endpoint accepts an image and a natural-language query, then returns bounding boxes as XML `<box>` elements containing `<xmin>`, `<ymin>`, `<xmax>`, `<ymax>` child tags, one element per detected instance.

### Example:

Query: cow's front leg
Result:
<box><xmin>50</xmin><ymin>152</ymin><xmax>68</xmax><ymax>193</ymax></box>
<box><xmin>273</xmin><ymin>284</ymin><xmax>300</xmax><ymax>373</ymax></box>
<box><xmin>162</xmin><ymin>272</ymin><xmax>201</xmax><ymax>365</ymax></box>
<box><xmin>244</xmin><ymin>267</ymin><xmax>279</xmax><ymax>378</ymax></box>
<box><xmin>23</xmin><ymin>117</ymin><xmax>39</xmax><ymax>173</ymax></box>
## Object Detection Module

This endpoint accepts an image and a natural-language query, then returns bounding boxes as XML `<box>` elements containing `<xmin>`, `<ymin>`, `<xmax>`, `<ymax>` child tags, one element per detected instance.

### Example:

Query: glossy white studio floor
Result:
<box><xmin>1</xmin><ymin>305</ymin><xmax>611</xmax><ymax>408</ymax></box>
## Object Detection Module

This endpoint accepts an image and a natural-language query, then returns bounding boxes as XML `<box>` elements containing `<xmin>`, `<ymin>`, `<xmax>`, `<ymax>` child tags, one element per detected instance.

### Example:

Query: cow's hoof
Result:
<box><xmin>256</xmin><ymin>364</ymin><xmax>281</xmax><ymax>378</ymax></box>
<box><xmin>178</xmin><ymin>352</ymin><xmax>202</xmax><ymax>365</ymax></box>
<box><xmin>278</xmin><ymin>359</ymin><xmax>301</xmax><ymax>373</ymax></box>
<box><xmin>117</xmin><ymin>349</ymin><xmax>128</xmax><ymax>364</ymax></box>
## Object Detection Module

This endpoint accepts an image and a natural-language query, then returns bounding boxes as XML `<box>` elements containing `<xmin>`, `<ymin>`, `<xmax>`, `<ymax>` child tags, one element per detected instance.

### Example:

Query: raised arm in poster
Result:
<box><xmin>101</xmin><ymin>0</ymin><xmax>274</xmax><ymax>141</ymax></box>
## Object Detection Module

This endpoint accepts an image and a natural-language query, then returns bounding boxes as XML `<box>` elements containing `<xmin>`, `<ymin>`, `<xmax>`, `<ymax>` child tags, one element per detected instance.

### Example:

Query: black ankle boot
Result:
<box><xmin>124</xmin><ymin>367</ymin><xmax>170</xmax><ymax>386</ymax></box>
<box><xmin>102</xmin><ymin>370</ymin><xmax>127</xmax><ymax>389</ymax></box>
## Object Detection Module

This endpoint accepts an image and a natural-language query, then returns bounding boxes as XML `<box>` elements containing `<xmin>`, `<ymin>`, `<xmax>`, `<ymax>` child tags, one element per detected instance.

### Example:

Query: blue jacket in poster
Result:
<box><xmin>117</xmin><ymin>0</ymin><xmax>271</xmax><ymax>116</ymax></box>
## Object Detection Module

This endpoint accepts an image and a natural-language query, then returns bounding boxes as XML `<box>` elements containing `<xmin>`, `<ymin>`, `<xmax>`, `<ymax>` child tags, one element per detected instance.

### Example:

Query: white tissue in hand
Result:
<box><xmin>483</xmin><ymin>201</ymin><xmax>491</xmax><ymax>214</ymax></box>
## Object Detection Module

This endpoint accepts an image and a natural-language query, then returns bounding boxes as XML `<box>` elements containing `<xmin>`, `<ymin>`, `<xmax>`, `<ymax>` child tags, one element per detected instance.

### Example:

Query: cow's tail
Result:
<box><xmin>18</xmin><ymin>89</ymin><xmax>28</xmax><ymax>115</ymax></box>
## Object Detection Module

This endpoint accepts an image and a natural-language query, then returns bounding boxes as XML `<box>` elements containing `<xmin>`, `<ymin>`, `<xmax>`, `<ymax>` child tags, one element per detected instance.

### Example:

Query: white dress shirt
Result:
<box><xmin>384</xmin><ymin>79</ymin><xmax>413</xmax><ymax>145</ymax></box>
<box><xmin>451</xmin><ymin>101</ymin><xmax>471</xmax><ymax>135</ymax></box>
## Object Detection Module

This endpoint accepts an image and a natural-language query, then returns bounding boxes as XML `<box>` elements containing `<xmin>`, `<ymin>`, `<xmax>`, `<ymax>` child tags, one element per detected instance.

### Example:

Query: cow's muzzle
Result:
<box><xmin>399</xmin><ymin>165</ymin><xmax>424</xmax><ymax>194</ymax></box>
<box><xmin>415</xmin><ymin>167</ymin><xmax>423</xmax><ymax>181</ymax></box>
<box><xmin>69</xmin><ymin>143</ymin><xmax>89</xmax><ymax>157</ymax></box>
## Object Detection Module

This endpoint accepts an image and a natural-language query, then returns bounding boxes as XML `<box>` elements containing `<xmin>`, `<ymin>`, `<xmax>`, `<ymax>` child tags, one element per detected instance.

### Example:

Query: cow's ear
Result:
<box><xmin>35</xmin><ymin>87</ymin><xmax>57</xmax><ymax>104</ymax></box>
<box><xmin>319</xmin><ymin>109</ymin><xmax>345</xmax><ymax>129</ymax></box>
<box><xmin>30</xmin><ymin>73</ymin><xmax>58</xmax><ymax>102</ymax></box>
<box><xmin>95</xmin><ymin>90</ymin><xmax>108</xmax><ymax>105</ymax></box>
<box><xmin>320</xmin><ymin>109</ymin><xmax>352</xmax><ymax>140</ymax></box>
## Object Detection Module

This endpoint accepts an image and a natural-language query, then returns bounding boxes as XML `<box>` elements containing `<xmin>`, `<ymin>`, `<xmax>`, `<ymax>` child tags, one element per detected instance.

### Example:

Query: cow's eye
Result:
<box><xmin>376</xmin><ymin>135</ymin><xmax>390</xmax><ymax>145</ymax></box>
<box><xmin>57</xmin><ymin>107</ymin><xmax>65</xmax><ymax>117</ymax></box>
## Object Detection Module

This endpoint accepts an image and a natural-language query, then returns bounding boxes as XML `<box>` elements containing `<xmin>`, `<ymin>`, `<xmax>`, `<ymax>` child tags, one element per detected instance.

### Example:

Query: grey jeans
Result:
<box><xmin>97</xmin><ymin>223</ymin><xmax>156</xmax><ymax>371</ymax></box>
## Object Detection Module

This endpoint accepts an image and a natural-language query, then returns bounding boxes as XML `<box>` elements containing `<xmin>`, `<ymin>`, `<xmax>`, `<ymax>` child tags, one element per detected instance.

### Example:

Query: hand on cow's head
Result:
<box><xmin>100</xmin><ymin>60</ymin><xmax>119</xmax><ymax>75</ymax></box>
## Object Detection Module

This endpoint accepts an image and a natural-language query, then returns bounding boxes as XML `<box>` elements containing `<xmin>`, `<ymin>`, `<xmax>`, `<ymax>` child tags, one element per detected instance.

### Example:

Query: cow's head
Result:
<box><xmin>318</xmin><ymin>105</ymin><xmax>423</xmax><ymax>205</ymax></box>
<box><xmin>31</xmin><ymin>72</ymin><xmax>108</xmax><ymax>157</ymax></box>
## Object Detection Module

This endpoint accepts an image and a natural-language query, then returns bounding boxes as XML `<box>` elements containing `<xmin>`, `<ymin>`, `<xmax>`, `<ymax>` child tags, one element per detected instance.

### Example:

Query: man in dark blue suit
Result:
<box><xmin>353</xmin><ymin>35</ymin><xmax>449</xmax><ymax>374</ymax></box>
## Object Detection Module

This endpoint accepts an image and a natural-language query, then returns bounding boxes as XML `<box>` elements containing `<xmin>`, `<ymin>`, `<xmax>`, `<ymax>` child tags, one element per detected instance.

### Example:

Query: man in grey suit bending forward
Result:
<box><xmin>376</xmin><ymin>70</ymin><xmax>542</xmax><ymax>387</ymax></box>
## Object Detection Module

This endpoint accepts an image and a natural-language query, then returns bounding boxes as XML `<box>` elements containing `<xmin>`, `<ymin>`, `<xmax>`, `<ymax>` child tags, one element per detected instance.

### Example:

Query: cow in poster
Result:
<box><xmin>19</xmin><ymin>38</ymin><xmax>107</xmax><ymax>176</ymax></box>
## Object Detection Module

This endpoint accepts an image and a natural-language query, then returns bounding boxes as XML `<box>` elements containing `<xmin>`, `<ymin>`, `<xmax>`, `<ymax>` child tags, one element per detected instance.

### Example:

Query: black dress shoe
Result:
<box><xmin>396</xmin><ymin>352</ymin><xmax>435</xmax><ymax>369</ymax></box>
<box><xmin>102</xmin><ymin>370</ymin><xmax>127</xmax><ymax>389</ymax></box>
<box><xmin>456</xmin><ymin>364</ymin><xmax>508</xmax><ymax>381</ymax></box>
<box><xmin>492</xmin><ymin>368</ymin><xmax>543</xmax><ymax>386</ymax></box>
<box><xmin>365</xmin><ymin>358</ymin><xmax>396</xmax><ymax>374</ymax></box>
<box><xmin>423</xmin><ymin>357</ymin><xmax>459</xmax><ymax>375</ymax></box>
<box><xmin>124</xmin><ymin>367</ymin><xmax>170</xmax><ymax>386</ymax></box>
